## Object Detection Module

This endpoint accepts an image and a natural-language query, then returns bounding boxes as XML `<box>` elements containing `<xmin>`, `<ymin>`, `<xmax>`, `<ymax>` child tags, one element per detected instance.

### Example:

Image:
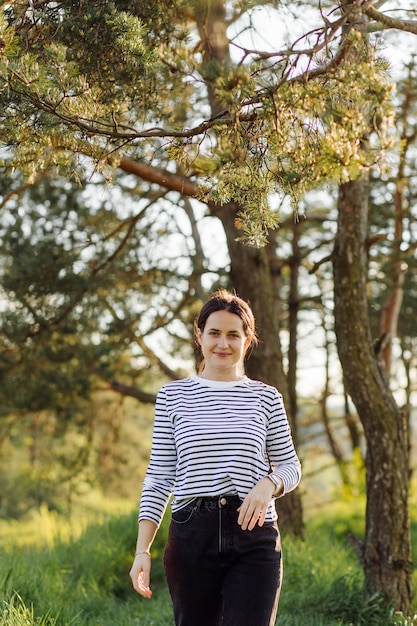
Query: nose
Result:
<box><xmin>217</xmin><ymin>334</ymin><xmax>229</xmax><ymax>348</ymax></box>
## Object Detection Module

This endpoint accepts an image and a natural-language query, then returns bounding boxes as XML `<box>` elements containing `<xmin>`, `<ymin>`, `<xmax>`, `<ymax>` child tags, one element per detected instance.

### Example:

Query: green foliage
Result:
<box><xmin>1</xmin><ymin>1</ymin><xmax>397</xmax><ymax>244</ymax></box>
<box><xmin>0</xmin><ymin>181</ymin><xmax>103</xmax><ymax>415</ymax></box>
<box><xmin>0</xmin><ymin>169</ymin><xmax>201</xmax><ymax>516</ymax></box>
<box><xmin>1</xmin><ymin>594</ymin><xmax>57</xmax><ymax>626</ymax></box>
<box><xmin>0</xmin><ymin>171</ymin><xmax>194</xmax><ymax>415</ymax></box>
<box><xmin>0</xmin><ymin>507</ymin><xmax>173</xmax><ymax>626</ymax></box>
<box><xmin>1</xmin><ymin>504</ymin><xmax>416</xmax><ymax>626</ymax></box>
<box><xmin>1</xmin><ymin>0</ymin><xmax>189</xmax><ymax>179</ymax></box>
<box><xmin>335</xmin><ymin>448</ymin><xmax>367</xmax><ymax>504</ymax></box>
<box><xmin>212</xmin><ymin>51</ymin><xmax>394</xmax><ymax>192</ymax></box>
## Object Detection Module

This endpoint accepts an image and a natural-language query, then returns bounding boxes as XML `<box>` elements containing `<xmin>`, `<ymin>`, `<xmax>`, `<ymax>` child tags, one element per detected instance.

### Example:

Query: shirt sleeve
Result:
<box><xmin>265</xmin><ymin>388</ymin><xmax>301</xmax><ymax>496</ymax></box>
<box><xmin>138</xmin><ymin>386</ymin><xmax>177</xmax><ymax>526</ymax></box>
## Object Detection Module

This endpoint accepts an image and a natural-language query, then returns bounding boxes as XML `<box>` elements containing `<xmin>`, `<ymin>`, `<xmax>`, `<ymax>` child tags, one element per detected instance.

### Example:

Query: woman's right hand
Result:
<box><xmin>129</xmin><ymin>553</ymin><xmax>152</xmax><ymax>598</ymax></box>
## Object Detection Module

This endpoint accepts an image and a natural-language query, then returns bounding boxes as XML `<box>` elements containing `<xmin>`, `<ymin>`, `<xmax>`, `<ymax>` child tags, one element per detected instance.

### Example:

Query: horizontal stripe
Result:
<box><xmin>139</xmin><ymin>376</ymin><xmax>301</xmax><ymax>525</ymax></box>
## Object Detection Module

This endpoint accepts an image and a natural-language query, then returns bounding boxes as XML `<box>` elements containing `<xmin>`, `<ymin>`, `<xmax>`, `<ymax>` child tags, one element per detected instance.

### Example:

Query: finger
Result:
<box><xmin>247</xmin><ymin>511</ymin><xmax>260</xmax><ymax>531</ymax></box>
<box><xmin>258</xmin><ymin>508</ymin><xmax>267</xmax><ymax>527</ymax></box>
<box><xmin>237</xmin><ymin>504</ymin><xmax>251</xmax><ymax>530</ymax></box>
<box><xmin>245</xmin><ymin>506</ymin><xmax>267</xmax><ymax>531</ymax></box>
<box><xmin>130</xmin><ymin>564</ymin><xmax>153</xmax><ymax>598</ymax></box>
<box><xmin>237</xmin><ymin>505</ymin><xmax>247</xmax><ymax>527</ymax></box>
<box><xmin>242</xmin><ymin>507</ymin><xmax>258</xmax><ymax>531</ymax></box>
<box><xmin>138</xmin><ymin>572</ymin><xmax>153</xmax><ymax>598</ymax></box>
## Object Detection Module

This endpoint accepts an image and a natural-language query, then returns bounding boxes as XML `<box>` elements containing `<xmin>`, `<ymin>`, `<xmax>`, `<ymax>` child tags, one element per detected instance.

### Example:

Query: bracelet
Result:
<box><xmin>135</xmin><ymin>550</ymin><xmax>151</xmax><ymax>557</ymax></box>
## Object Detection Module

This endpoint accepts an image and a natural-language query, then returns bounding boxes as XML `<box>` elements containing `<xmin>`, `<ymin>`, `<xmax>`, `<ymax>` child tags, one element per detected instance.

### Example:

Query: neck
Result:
<box><xmin>199</xmin><ymin>368</ymin><xmax>244</xmax><ymax>382</ymax></box>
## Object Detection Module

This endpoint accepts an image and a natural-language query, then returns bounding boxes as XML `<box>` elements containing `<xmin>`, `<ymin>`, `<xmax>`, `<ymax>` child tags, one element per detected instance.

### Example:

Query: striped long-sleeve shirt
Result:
<box><xmin>139</xmin><ymin>375</ymin><xmax>301</xmax><ymax>525</ymax></box>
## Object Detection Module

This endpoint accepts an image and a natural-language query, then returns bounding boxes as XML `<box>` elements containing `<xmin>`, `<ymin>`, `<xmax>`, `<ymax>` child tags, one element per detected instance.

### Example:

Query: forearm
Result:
<box><xmin>135</xmin><ymin>519</ymin><xmax>159</xmax><ymax>553</ymax></box>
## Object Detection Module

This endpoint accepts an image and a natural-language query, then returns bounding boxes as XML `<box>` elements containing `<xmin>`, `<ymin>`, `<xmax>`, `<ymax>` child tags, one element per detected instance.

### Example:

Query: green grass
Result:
<box><xmin>1</xmin><ymin>501</ymin><xmax>416</xmax><ymax>626</ymax></box>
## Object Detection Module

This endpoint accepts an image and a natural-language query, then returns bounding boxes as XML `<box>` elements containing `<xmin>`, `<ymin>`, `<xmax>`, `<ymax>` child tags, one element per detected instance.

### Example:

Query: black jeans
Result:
<box><xmin>164</xmin><ymin>494</ymin><xmax>282</xmax><ymax>626</ymax></box>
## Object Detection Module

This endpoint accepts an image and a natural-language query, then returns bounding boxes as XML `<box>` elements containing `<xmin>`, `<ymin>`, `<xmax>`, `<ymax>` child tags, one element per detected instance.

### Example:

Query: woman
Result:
<box><xmin>129</xmin><ymin>289</ymin><xmax>301</xmax><ymax>626</ymax></box>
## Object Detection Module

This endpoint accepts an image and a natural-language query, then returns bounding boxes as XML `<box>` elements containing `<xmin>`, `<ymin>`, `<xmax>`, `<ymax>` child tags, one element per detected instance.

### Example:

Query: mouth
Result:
<box><xmin>214</xmin><ymin>352</ymin><xmax>232</xmax><ymax>357</ymax></box>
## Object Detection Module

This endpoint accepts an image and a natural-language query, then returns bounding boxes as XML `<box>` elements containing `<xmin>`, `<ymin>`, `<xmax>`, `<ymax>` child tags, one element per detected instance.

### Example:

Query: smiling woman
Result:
<box><xmin>129</xmin><ymin>289</ymin><xmax>301</xmax><ymax>626</ymax></box>
<box><xmin>194</xmin><ymin>290</ymin><xmax>257</xmax><ymax>381</ymax></box>
<box><xmin>197</xmin><ymin>310</ymin><xmax>249</xmax><ymax>379</ymax></box>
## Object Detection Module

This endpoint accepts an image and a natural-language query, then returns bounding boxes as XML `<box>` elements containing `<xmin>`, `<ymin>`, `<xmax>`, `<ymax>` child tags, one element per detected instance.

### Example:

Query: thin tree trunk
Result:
<box><xmin>216</xmin><ymin>204</ymin><xmax>304</xmax><ymax>537</ymax></box>
<box><xmin>181</xmin><ymin>197</ymin><xmax>209</xmax><ymax>302</ymax></box>
<box><xmin>333</xmin><ymin>177</ymin><xmax>412</xmax><ymax>612</ymax></box>
<box><xmin>287</xmin><ymin>221</ymin><xmax>300</xmax><ymax>440</ymax></box>
<box><xmin>343</xmin><ymin>388</ymin><xmax>361</xmax><ymax>452</ymax></box>
<box><xmin>319</xmin><ymin>311</ymin><xmax>348</xmax><ymax>483</ymax></box>
<box><xmin>379</xmin><ymin>156</ymin><xmax>406</xmax><ymax>375</ymax></box>
<box><xmin>380</xmin><ymin>61</ymin><xmax>417</xmax><ymax>375</ymax></box>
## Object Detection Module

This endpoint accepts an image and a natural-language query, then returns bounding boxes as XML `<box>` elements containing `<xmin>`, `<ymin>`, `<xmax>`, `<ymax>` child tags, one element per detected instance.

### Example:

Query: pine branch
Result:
<box><xmin>364</xmin><ymin>6</ymin><xmax>417</xmax><ymax>35</ymax></box>
<box><xmin>118</xmin><ymin>155</ymin><xmax>201</xmax><ymax>199</ymax></box>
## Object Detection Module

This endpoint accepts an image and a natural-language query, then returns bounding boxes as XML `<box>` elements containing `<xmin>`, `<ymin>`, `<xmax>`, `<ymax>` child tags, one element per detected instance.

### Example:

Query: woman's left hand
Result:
<box><xmin>237</xmin><ymin>477</ymin><xmax>275</xmax><ymax>531</ymax></box>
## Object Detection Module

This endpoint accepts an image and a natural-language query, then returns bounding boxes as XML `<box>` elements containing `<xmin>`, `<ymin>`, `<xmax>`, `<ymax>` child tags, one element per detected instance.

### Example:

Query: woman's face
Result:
<box><xmin>198</xmin><ymin>310</ymin><xmax>250</xmax><ymax>380</ymax></box>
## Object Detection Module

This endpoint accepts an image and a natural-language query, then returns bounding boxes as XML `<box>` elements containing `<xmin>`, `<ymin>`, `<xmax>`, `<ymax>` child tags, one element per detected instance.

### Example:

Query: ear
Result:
<box><xmin>243</xmin><ymin>336</ymin><xmax>252</xmax><ymax>353</ymax></box>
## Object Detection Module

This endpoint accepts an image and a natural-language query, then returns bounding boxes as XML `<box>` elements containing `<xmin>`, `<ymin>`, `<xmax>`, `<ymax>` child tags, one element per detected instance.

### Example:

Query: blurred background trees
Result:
<box><xmin>1</xmin><ymin>0</ymin><xmax>417</xmax><ymax>613</ymax></box>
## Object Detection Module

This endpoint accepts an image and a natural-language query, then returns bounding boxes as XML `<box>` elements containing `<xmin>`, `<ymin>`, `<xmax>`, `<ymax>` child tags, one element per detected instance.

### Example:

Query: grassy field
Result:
<box><xmin>1</xmin><ymin>499</ymin><xmax>417</xmax><ymax>626</ymax></box>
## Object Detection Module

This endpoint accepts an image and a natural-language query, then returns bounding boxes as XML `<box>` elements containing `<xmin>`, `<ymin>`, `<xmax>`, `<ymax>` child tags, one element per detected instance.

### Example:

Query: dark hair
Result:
<box><xmin>194</xmin><ymin>289</ymin><xmax>258</xmax><ymax>361</ymax></box>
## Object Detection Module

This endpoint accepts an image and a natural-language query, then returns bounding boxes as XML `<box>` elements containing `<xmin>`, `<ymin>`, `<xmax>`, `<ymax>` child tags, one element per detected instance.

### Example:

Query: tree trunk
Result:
<box><xmin>192</xmin><ymin>0</ymin><xmax>304</xmax><ymax>537</ymax></box>
<box><xmin>287</xmin><ymin>221</ymin><xmax>300</xmax><ymax>440</ymax></box>
<box><xmin>216</xmin><ymin>204</ymin><xmax>304</xmax><ymax>537</ymax></box>
<box><xmin>343</xmin><ymin>389</ymin><xmax>361</xmax><ymax>452</ymax></box>
<box><xmin>379</xmin><ymin>124</ymin><xmax>410</xmax><ymax>375</ymax></box>
<box><xmin>333</xmin><ymin>177</ymin><xmax>412</xmax><ymax>612</ymax></box>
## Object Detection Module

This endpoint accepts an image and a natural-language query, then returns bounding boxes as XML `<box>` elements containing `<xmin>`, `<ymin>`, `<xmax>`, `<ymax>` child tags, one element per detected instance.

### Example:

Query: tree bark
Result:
<box><xmin>379</xmin><ymin>87</ymin><xmax>417</xmax><ymax>374</ymax></box>
<box><xmin>333</xmin><ymin>177</ymin><xmax>412</xmax><ymax>611</ymax></box>
<box><xmin>287</xmin><ymin>221</ymin><xmax>300</xmax><ymax>440</ymax></box>
<box><xmin>215</xmin><ymin>204</ymin><xmax>304</xmax><ymax>537</ymax></box>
